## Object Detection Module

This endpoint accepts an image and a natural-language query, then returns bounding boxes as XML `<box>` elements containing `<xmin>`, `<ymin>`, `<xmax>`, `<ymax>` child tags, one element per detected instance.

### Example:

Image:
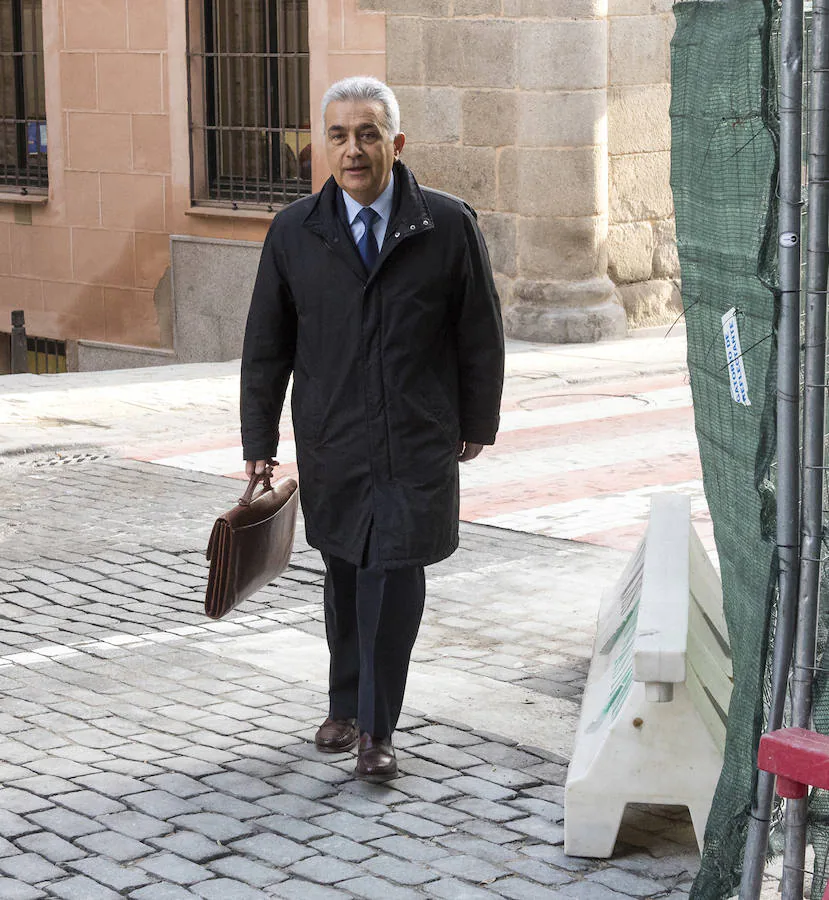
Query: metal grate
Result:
<box><xmin>28</xmin><ymin>452</ymin><xmax>111</xmax><ymax>468</ymax></box>
<box><xmin>0</xmin><ymin>0</ymin><xmax>47</xmax><ymax>194</ymax></box>
<box><xmin>186</xmin><ymin>0</ymin><xmax>311</xmax><ymax>211</ymax></box>
<box><xmin>27</xmin><ymin>335</ymin><xmax>65</xmax><ymax>374</ymax></box>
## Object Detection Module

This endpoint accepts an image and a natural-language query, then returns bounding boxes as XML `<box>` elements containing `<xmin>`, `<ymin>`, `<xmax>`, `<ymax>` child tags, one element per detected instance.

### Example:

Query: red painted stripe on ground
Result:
<box><xmin>133</xmin><ymin>402</ymin><xmax>692</xmax><ymax>464</ymax></box>
<box><xmin>459</xmin><ymin>454</ymin><xmax>703</xmax><ymax>521</ymax></box>
<box><xmin>127</xmin><ymin>430</ymin><xmax>295</xmax><ymax>462</ymax></box>
<box><xmin>490</xmin><ymin>405</ymin><xmax>695</xmax><ymax>453</ymax></box>
<box><xmin>577</xmin><ymin>513</ymin><xmax>715</xmax><ymax>553</ymax></box>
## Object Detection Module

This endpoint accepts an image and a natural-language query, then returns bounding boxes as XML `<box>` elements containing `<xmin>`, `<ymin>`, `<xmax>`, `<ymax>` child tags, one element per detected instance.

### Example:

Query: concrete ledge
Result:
<box><xmin>512</xmin><ymin>275</ymin><xmax>619</xmax><ymax>309</ymax></box>
<box><xmin>72</xmin><ymin>340</ymin><xmax>177</xmax><ymax>373</ymax></box>
<box><xmin>170</xmin><ymin>235</ymin><xmax>261</xmax><ymax>364</ymax></box>
<box><xmin>0</xmin><ymin>191</ymin><xmax>49</xmax><ymax>205</ymax></box>
<box><xmin>185</xmin><ymin>206</ymin><xmax>280</xmax><ymax>223</ymax></box>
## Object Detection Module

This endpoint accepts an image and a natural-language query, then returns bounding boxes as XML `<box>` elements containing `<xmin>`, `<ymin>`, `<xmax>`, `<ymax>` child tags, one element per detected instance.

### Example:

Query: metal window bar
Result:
<box><xmin>186</xmin><ymin>0</ymin><xmax>311</xmax><ymax>210</ymax></box>
<box><xmin>0</xmin><ymin>0</ymin><xmax>47</xmax><ymax>193</ymax></box>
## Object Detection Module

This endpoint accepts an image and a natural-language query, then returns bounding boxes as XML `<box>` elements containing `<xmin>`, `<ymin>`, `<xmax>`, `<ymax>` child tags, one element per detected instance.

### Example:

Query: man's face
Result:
<box><xmin>324</xmin><ymin>99</ymin><xmax>405</xmax><ymax>206</ymax></box>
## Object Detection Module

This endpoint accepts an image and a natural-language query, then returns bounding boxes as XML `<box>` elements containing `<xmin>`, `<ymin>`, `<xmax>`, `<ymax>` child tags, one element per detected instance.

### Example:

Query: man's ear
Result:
<box><xmin>393</xmin><ymin>132</ymin><xmax>406</xmax><ymax>158</ymax></box>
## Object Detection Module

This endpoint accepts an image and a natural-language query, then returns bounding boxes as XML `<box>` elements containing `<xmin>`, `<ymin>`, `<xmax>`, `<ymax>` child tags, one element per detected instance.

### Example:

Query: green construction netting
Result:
<box><xmin>670</xmin><ymin>2</ymin><xmax>780</xmax><ymax>897</ymax></box>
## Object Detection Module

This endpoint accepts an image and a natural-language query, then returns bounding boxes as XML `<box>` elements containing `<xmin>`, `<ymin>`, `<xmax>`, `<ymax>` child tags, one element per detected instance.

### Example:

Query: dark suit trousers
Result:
<box><xmin>322</xmin><ymin>539</ymin><xmax>425</xmax><ymax>739</ymax></box>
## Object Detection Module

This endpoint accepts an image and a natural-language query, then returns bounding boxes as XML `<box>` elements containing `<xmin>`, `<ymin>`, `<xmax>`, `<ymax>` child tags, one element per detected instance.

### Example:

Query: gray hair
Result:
<box><xmin>321</xmin><ymin>76</ymin><xmax>401</xmax><ymax>140</ymax></box>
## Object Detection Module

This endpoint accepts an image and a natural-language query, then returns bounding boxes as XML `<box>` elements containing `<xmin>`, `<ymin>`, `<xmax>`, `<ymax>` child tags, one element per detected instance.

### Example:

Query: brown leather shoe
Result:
<box><xmin>355</xmin><ymin>733</ymin><xmax>398</xmax><ymax>783</ymax></box>
<box><xmin>314</xmin><ymin>717</ymin><xmax>359</xmax><ymax>753</ymax></box>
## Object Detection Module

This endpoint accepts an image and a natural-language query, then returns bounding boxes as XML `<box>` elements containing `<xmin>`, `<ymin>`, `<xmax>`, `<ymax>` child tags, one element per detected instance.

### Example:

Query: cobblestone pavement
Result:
<box><xmin>0</xmin><ymin>455</ymin><xmax>702</xmax><ymax>898</ymax></box>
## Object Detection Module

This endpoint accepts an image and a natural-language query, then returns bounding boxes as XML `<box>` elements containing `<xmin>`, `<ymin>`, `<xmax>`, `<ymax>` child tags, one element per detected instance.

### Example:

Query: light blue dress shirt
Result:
<box><xmin>342</xmin><ymin>172</ymin><xmax>395</xmax><ymax>252</ymax></box>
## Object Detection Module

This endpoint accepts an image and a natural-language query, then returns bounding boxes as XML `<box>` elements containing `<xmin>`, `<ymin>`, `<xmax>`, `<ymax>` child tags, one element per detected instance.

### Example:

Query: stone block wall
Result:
<box><xmin>607</xmin><ymin>0</ymin><xmax>680</xmax><ymax>328</ymax></box>
<box><xmin>1</xmin><ymin>0</ymin><xmax>680</xmax><ymax>360</ymax></box>
<box><xmin>367</xmin><ymin>0</ymin><xmax>626</xmax><ymax>342</ymax></box>
<box><xmin>364</xmin><ymin>0</ymin><xmax>679</xmax><ymax>341</ymax></box>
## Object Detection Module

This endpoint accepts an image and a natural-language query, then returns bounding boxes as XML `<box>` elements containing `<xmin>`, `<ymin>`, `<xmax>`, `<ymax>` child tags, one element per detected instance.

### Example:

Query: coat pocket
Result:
<box><xmin>415</xmin><ymin>381</ymin><xmax>460</xmax><ymax>447</ymax></box>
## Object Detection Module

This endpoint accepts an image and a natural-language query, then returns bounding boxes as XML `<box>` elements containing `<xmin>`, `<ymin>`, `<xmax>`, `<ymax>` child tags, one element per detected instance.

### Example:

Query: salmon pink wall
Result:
<box><xmin>0</xmin><ymin>0</ymin><xmax>386</xmax><ymax>350</ymax></box>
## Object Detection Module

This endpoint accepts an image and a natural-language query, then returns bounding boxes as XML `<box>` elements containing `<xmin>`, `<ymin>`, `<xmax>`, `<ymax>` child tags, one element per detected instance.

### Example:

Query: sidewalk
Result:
<box><xmin>0</xmin><ymin>329</ymin><xmax>689</xmax><ymax>460</ymax></box>
<box><xmin>0</xmin><ymin>327</ymin><xmax>705</xmax><ymax>557</ymax></box>
<box><xmin>0</xmin><ymin>330</ymin><xmax>713</xmax><ymax>898</ymax></box>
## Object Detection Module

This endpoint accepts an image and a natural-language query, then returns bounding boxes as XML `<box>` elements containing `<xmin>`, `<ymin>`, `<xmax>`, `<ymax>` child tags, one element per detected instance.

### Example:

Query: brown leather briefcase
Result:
<box><xmin>205</xmin><ymin>466</ymin><xmax>298</xmax><ymax>619</ymax></box>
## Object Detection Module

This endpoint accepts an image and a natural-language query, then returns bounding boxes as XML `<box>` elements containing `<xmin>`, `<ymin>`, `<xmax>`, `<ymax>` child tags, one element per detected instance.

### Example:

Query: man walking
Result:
<box><xmin>240</xmin><ymin>76</ymin><xmax>504</xmax><ymax>782</ymax></box>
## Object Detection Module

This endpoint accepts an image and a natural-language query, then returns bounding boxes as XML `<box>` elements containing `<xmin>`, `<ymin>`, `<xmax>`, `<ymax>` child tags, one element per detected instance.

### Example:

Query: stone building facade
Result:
<box><xmin>0</xmin><ymin>0</ymin><xmax>678</xmax><ymax>370</ymax></box>
<box><xmin>373</xmin><ymin>0</ymin><xmax>680</xmax><ymax>341</ymax></box>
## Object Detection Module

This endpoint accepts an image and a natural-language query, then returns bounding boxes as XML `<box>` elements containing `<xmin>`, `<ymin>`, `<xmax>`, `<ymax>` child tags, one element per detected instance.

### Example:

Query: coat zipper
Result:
<box><xmin>366</xmin><ymin>225</ymin><xmax>427</xmax><ymax>484</ymax></box>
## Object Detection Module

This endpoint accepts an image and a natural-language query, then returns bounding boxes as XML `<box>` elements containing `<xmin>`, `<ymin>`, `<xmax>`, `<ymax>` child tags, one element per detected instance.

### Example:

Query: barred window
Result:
<box><xmin>187</xmin><ymin>0</ymin><xmax>311</xmax><ymax>210</ymax></box>
<box><xmin>0</xmin><ymin>0</ymin><xmax>47</xmax><ymax>194</ymax></box>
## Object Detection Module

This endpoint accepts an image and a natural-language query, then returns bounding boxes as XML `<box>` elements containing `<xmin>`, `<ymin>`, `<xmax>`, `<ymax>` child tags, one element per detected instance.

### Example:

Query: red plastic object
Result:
<box><xmin>758</xmin><ymin>729</ymin><xmax>829</xmax><ymax>900</ymax></box>
<box><xmin>757</xmin><ymin>727</ymin><xmax>829</xmax><ymax>800</ymax></box>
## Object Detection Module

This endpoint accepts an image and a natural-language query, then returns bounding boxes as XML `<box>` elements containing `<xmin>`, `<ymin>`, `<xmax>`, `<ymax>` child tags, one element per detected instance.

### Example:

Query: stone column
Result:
<box><xmin>366</xmin><ymin>0</ymin><xmax>626</xmax><ymax>343</ymax></box>
<box><xmin>504</xmin><ymin>2</ymin><xmax>625</xmax><ymax>342</ymax></box>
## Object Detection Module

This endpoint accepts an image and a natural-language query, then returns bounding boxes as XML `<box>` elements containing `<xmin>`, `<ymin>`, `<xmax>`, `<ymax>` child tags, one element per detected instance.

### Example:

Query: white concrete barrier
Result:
<box><xmin>564</xmin><ymin>493</ymin><xmax>731</xmax><ymax>857</ymax></box>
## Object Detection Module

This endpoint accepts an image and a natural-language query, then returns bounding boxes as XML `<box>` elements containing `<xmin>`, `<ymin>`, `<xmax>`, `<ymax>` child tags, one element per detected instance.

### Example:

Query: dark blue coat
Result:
<box><xmin>240</xmin><ymin>161</ymin><xmax>504</xmax><ymax>568</ymax></box>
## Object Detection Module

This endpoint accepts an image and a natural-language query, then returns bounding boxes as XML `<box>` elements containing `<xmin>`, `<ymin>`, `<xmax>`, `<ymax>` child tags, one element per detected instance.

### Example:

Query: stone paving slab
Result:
<box><xmin>0</xmin><ymin>455</ymin><xmax>703</xmax><ymax>897</ymax></box>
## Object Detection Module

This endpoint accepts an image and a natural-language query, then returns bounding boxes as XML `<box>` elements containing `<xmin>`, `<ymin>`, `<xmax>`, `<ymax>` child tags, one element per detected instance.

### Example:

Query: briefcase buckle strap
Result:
<box><xmin>238</xmin><ymin>464</ymin><xmax>275</xmax><ymax>506</ymax></box>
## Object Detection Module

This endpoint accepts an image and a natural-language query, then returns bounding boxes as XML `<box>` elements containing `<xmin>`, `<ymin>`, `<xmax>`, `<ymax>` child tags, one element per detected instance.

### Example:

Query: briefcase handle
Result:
<box><xmin>239</xmin><ymin>463</ymin><xmax>276</xmax><ymax>506</ymax></box>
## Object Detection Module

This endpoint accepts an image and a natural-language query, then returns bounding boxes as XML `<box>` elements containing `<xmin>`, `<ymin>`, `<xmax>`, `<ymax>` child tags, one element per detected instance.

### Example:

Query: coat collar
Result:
<box><xmin>303</xmin><ymin>161</ymin><xmax>435</xmax><ymax>283</ymax></box>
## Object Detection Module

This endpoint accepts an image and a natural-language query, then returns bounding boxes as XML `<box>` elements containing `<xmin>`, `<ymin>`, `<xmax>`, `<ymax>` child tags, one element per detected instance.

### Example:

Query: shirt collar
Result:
<box><xmin>343</xmin><ymin>171</ymin><xmax>395</xmax><ymax>226</ymax></box>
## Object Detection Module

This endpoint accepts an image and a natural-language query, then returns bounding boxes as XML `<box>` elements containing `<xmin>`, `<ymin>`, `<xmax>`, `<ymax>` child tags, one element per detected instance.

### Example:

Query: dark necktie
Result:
<box><xmin>356</xmin><ymin>207</ymin><xmax>380</xmax><ymax>272</ymax></box>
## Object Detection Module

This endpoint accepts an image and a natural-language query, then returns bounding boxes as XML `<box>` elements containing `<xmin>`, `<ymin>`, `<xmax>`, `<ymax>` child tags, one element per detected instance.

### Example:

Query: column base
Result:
<box><xmin>504</xmin><ymin>276</ymin><xmax>628</xmax><ymax>343</ymax></box>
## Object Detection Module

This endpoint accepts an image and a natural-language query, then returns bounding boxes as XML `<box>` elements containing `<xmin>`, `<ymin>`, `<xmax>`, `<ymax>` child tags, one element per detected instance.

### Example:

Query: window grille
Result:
<box><xmin>187</xmin><ymin>0</ymin><xmax>311</xmax><ymax>210</ymax></box>
<box><xmin>0</xmin><ymin>0</ymin><xmax>47</xmax><ymax>194</ymax></box>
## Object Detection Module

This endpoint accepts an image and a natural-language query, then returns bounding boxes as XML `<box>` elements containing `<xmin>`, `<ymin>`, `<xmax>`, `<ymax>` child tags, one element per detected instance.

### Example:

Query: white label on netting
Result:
<box><xmin>722</xmin><ymin>307</ymin><xmax>751</xmax><ymax>407</ymax></box>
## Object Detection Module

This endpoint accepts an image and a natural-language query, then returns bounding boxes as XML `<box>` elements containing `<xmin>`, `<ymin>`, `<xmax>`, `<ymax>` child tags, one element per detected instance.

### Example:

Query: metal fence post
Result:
<box><xmin>740</xmin><ymin>0</ymin><xmax>806</xmax><ymax>895</ymax></box>
<box><xmin>10</xmin><ymin>310</ymin><xmax>28</xmax><ymax>375</ymax></box>
<box><xmin>780</xmin><ymin>1</ymin><xmax>829</xmax><ymax>896</ymax></box>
